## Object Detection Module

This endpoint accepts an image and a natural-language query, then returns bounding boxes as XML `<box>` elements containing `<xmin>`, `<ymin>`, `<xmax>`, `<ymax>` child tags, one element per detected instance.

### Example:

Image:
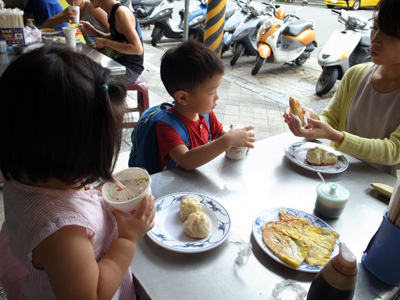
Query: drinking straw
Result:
<box><xmin>112</xmin><ymin>176</ymin><xmax>135</xmax><ymax>198</ymax></box>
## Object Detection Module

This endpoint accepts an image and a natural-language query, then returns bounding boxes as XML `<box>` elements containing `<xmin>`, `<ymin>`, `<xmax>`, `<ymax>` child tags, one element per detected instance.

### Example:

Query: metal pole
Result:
<box><xmin>183</xmin><ymin>0</ymin><xmax>190</xmax><ymax>41</ymax></box>
<box><xmin>204</xmin><ymin>0</ymin><xmax>226</xmax><ymax>55</ymax></box>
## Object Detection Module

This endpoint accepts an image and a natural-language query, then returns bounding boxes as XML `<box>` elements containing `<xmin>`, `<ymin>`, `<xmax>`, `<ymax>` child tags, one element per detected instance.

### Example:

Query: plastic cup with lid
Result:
<box><xmin>63</xmin><ymin>27</ymin><xmax>77</xmax><ymax>48</ymax></box>
<box><xmin>102</xmin><ymin>168</ymin><xmax>152</xmax><ymax>215</ymax></box>
<box><xmin>223</xmin><ymin>124</ymin><xmax>250</xmax><ymax>160</ymax></box>
<box><xmin>67</xmin><ymin>5</ymin><xmax>80</xmax><ymax>24</ymax></box>
<box><xmin>315</xmin><ymin>182</ymin><xmax>350</xmax><ymax>218</ymax></box>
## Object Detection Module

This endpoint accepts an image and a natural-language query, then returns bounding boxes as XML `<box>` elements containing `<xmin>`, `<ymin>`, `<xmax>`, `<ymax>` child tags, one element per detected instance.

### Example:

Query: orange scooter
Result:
<box><xmin>251</xmin><ymin>3</ymin><xmax>317</xmax><ymax>75</ymax></box>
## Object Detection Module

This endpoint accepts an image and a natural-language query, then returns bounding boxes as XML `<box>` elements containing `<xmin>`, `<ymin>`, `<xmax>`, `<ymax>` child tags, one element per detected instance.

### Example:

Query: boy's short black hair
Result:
<box><xmin>0</xmin><ymin>46</ymin><xmax>127</xmax><ymax>186</ymax></box>
<box><xmin>160</xmin><ymin>39</ymin><xmax>225</xmax><ymax>98</ymax></box>
<box><xmin>376</xmin><ymin>0</ymin><xmax>400</xmax><ymax>38</ymax></box>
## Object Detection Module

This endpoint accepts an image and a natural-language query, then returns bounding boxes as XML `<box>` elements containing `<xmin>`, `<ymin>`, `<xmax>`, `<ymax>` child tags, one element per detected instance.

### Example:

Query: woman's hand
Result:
<box><xmin>80</xmin><ymin>20</ymin><xmax>96</xmax><ymax>36</ymax></box>
<box><xmin>94</xmin><ymin>37</ymin><xmax>108</xmax><ymax>48</ymax></box>
<box><xmin>287</xmin><ymin>116</ymin><xmax>344</xmax><ymax>145</ymax></box>
<box><xmin>283</xmin><ymin>106</ymin><xmax>318</xmax><ymax>124</ymax></box>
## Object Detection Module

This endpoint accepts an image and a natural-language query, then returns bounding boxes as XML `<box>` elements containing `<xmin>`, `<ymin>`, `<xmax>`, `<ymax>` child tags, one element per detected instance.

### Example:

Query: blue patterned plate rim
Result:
<box><xmin>284</xmin><ymin>141</ymin><xmax>349</xmax><ymax>174</ymax></box>
<box><xmin>252</xmin><ymin>207</ymin><xmax>340</xmax><ymax>273</ymax></box>
<box><xmin>147</xmin><ymin>192</ymin><xmax>231</xmax><ymax>253</ymax></box>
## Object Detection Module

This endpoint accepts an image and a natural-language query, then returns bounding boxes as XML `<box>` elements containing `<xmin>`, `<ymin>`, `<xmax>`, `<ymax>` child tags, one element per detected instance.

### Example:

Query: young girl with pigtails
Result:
<box><xmin>0</xmin><ymin>46</ymin><xmax>155</xmax><ymax>299</ymax></box>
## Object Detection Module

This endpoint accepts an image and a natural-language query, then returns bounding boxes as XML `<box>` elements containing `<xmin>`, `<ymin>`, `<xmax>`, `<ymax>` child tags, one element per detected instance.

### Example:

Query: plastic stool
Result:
<box><xmin>123</xmin><ymin>75</ymin><xmax>150</xmax><ymax>128</ymax></box>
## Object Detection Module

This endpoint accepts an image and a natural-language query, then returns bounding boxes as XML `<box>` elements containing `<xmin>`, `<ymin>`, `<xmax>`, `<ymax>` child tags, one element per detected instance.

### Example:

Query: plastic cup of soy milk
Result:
<box><xmin>102</xmin><ymin>168</ymin><xmax>152</xmax><ymax>215</ymax></box>
<box><xmin>223</xmin><ymin>124</ymin><xmax>250</xmax><ymax>160</ymax></box>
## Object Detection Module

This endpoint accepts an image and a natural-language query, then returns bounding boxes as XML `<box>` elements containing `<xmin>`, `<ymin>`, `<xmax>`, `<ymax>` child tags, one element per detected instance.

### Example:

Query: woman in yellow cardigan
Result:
<box><xmin>284</xmin><ymin>0</ymin><xmax>400</xmax><ymax>176</ymax></box>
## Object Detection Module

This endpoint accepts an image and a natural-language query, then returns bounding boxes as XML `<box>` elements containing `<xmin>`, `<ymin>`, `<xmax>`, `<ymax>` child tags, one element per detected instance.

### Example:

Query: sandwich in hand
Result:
<box><xmin>289</xmin><ymin>96</ymin><xmax>306</xmax><ymax>127</ymax></box>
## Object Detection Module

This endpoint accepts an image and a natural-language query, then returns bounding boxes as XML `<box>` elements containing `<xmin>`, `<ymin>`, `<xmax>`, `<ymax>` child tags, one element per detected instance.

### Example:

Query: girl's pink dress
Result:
<box><xmin>0</xmin><ymin>180</ymin><xmax>135</xmax><ymax>299</ymax></box>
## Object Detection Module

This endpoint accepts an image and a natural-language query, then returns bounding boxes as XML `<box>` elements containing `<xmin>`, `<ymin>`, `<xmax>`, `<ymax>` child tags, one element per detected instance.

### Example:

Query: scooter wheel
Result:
<box><xmin>230</xmin><ymin>43</ymin><xmax>244</xmax><ymax>66</ymax></box>
<box><xmin>151</xmin><ymin>26</ymin><xmax>163</xmax><ymax>47</ymax></box>
<box><xmin>251</xmin><ymin>55</ymin><xmax>265</xmax><ymax>76</ymax></box>
<box><xmin>316</xmin><ymin>67</ymin><xmax>339</xmax><ymax>96</ymax></box>
<box><xmin>221</xmin><ymin>44</ymin><xmax>229</xmax><ymax>57</ymax></box>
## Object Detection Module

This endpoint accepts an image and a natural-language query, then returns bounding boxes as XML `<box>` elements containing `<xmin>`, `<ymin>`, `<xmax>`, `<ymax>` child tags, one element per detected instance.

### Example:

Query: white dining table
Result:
<box><xmin>118</xmin><ymin>132</ymin><xmax>400</xmax><ymax>300</ymax></box>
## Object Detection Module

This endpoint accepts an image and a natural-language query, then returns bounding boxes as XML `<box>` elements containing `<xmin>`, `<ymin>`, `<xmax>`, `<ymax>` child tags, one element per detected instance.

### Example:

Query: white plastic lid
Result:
<box><xmin>317</xmin><ymin>182</ymin><xmax>350</xmax><ymax>202</ymax></box>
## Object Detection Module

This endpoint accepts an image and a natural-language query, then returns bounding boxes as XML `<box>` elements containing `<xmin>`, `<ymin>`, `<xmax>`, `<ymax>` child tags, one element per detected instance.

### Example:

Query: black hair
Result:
<box><xmin>160</xmin><ymin>39</ymin><xmax>225</xmax><ymax>98</ymax></box>
<box><xmin>376</xmin><ymin>0</ymin><xmax>400</xmax><ymax>38</ymax></box>
<box><xmin>0</xmin><ymin>46</ymin><xmax>127</xmax><ymax>186</ymax></box>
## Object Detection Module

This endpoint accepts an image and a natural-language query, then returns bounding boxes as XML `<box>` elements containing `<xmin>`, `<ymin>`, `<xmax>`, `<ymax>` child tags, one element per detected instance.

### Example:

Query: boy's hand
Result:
<box><xmin>111</xmin><ymin>194</ymin><xmax>155</xmax><ymax>243</ymax></box>
<box><xmin>226</xmin><ymin>125</ymin><xmax>256</xmax><ymax>149</ymax></box>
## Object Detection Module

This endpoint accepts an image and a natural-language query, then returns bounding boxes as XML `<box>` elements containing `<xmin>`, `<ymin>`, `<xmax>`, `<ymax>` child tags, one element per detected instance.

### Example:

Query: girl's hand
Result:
<box><xmin>226</xmin><ymin>125</ymin><xmax>256</xmax><ymax>149</ymax></box>
<box><xmin>111</xmin><ymin>194</ymin><xmax>155</xmax><ymax>244</ymax></box>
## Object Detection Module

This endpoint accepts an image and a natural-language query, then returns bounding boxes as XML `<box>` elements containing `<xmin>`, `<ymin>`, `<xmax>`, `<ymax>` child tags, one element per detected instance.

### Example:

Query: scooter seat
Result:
<box><xmin>360</xmin><ymin>34</ymin><xmax>371</xmax><ymax>47</ymax></box>
<box><xmin>140</xmin><ymin>0</ymin><xmax>162</xmax><ymax>6</ymax></box>
<box><xmin>225</xmin><ymin>4</ymin><xmax>237</xmax><ymax>19</ymax></box>
<box><xmin>283</xmin><ymin>19</ymin><xmax>314</xmax><ymax>37</ymax></box>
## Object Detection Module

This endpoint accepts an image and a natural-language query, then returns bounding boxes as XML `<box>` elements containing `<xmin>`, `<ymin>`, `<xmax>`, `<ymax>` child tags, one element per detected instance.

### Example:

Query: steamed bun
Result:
<box><xmin>180</xmin><ymin>196</ymin><xmax>202</xmax><ymax>221</ymax></box>
<box><xmin>183</xmin><ymin>212</ymin><xmax>210</xmax><ymax>239</ymax></box>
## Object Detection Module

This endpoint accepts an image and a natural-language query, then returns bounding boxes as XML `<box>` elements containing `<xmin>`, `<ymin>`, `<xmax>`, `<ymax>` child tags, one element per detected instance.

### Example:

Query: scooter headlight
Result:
<box><xmin>189</xmin><ymin>15</ymin><xmax>205</xmax><ymax>26</ymax></box>
<box><xmin>154</xmin><ymin>8</ymin><xmax>172</xmax><ymax>19</ymax></box>
<box><xmin>262</xmin><ymin>18</ymin><xmax>274</xmax><ymax>35</ymax></box>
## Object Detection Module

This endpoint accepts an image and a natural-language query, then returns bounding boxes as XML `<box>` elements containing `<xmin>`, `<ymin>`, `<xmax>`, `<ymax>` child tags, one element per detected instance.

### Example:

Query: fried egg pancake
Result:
<box><xmin>262</xmin><ymin>210</ymin><xmax>340</xmax><ymax>269</ymax></box>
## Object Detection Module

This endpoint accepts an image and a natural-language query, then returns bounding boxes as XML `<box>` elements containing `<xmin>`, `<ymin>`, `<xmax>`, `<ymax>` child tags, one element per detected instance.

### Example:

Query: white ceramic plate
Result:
<box><xmin>53</xmin><ymin>36</ymin><xmax>82</xmax><ymax>44</ymax></box>
<box><xmin>40</xmin><ymin>30</ymin><xmax>61</xmax><ymax>36</ymax></box>
<box><xmin>252</xmin><ymin>207</ymin><xmax>340</xmax><ymax>273</ymax></box>
<box><xmin>284</xmin><ymin>141</ymin><xmax>348</xmax><ymax>174</ymax></box>
<box><xmin>147</xmin><ymin>193</ymin><xmax>231</xmax><ymax>253</ymax></box>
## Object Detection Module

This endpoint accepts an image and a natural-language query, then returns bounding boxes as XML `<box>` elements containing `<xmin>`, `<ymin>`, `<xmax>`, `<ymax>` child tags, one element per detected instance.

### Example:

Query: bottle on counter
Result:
<box><xmin>307</xmin><ymin>242</ymin><xmax>357</xmax><ymax>300</ymax></box>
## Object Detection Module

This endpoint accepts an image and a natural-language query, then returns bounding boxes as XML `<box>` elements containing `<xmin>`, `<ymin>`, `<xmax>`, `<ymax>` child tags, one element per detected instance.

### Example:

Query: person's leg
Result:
<box><xmin>119</xmin><ymin>68</ymin><xmax>140</xmax><ymax>85</ymax></box>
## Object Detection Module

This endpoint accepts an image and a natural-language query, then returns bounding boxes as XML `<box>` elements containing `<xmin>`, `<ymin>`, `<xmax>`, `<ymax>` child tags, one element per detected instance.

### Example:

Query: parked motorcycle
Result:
<box><xmin>221</xmin><ymin>0</ymin><xmax>249</xmax><ymax>56</ymax></box>
<box><xmin>131</xmin><ymin>0</ymin><xmax>163</xmax><ymax>26</ymax></box>
<box><xmin>150</xmin><ymin>0</ymin><xmax>208</xmax><ymax>46</ymax></box>
<box><xmin>315</xmin><ymin>9</ymin><xmax>370</xmax><ymax>96</ymax></box>
<box><xmin>251</xmin><ymin>3</ymin><xmax>316</xmax><ymax>75</ymax></box>
<box><xmin>183</xmin><ymin>0</ymin><xmax>237</xmax><ymax>42</ymax></box>
<box><xmin>181</xmin><ymin>0</ymin><xmax>208</xmax><ymax>41</ymax></box>
<box><xmin>229</xmin><ymin>1</ymin><xmax>270</xmax><ymax>66</ymax></box>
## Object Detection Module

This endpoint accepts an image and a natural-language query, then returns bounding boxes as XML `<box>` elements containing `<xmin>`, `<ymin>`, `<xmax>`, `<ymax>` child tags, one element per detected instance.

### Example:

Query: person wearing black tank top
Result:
<box><xmin>81</xmin><ymin>0</ymin><xmax>144</xmax><ymax>84</ymax></box>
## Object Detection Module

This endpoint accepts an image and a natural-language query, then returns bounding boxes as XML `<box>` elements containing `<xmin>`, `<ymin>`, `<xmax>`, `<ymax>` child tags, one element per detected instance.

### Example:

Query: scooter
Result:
<box><xmin>179</xmin><ymin>0</ymin><xmax>239</xmax><ymax>42</ymax></box>
<box><xmin>315</xmin><ymin>9</ymin><xmax>370</xmax><ymax>96</ymax></box>
<box><xmin>229</xmin><ymin>1</ymin><xmax>270</xmax><ymax>66</ymax></box>
<box><xmin>251</xmin><ymin>3</ymin><xmax>317</xmax><ymax>75</ymax></box>
<box><xmin>150</xmin><ymin>0</ymin><xmax>207</xmax><ymax>46</ymax></box>
<box><xmin>181</xmin><ymin>0</ymin><xmax>208</xmax><ymax>42</ymax></box>
<box><xmin>131</xmin><ymin>0</ymin><xmax>163</xmax><ymax>26</ymax></box>
<box><xmin>221</xmin><ymin>0</ymin><xmax>249</xmax><ymax>56</ymax></box>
